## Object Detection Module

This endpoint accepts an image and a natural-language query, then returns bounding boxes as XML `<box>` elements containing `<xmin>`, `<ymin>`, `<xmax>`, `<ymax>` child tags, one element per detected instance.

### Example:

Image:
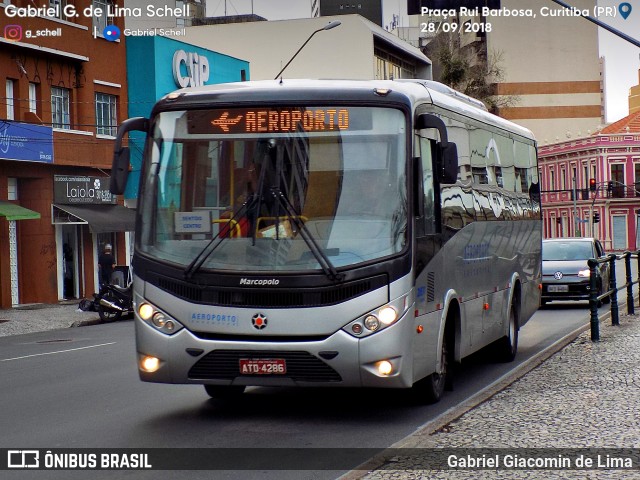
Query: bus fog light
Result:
<box><xmin>378</xmin><ymin>306</ymin><xmax>397</xmax><ymax>325</ymax></box>
<box><xmin>139</xmin><ymin>303</ymin><xmax>154</xmax><ymax>320</ymax></box>
<box><xmin>164</xmin><ymin>320</ymin><xmax>176</xmax><ymax>332</ymax></box>
<box><xmin>352</xmin><ymin>324</ymin><xmax>363</xmax><ymax>334</ymax></box>
<box><xmin>364</xmin><ymin>315</ymin><xmax>380</xmax><ymax>331</ymax></box>
<box><xmin>140</xmin><ymin>355</ymin><xmax>161</xmax><ymax>373</ymax></box>
<box><xmin>377</xmin><ymin>360</ymin><xmax>393</xmax><ymax>376</ymax></box>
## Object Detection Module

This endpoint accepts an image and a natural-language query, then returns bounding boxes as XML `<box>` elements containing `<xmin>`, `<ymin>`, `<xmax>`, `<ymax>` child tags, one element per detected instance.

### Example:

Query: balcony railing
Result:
<box><xmin>541</xmin><ymin>185</ymin><xmax>640</xmax><ymax>200</ymax></box>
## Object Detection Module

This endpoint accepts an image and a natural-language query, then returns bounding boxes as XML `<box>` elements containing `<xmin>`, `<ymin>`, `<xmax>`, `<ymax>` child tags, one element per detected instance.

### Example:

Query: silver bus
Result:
<box><xmin>111</xmin><ymin>79</ymin><xmax>541</xmax><ymax>403</ymax></box>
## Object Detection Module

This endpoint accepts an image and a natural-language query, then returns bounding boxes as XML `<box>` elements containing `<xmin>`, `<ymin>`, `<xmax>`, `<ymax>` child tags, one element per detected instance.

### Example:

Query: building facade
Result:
<box><xmin>539</xmin><ymin>113</ymin><xmax>640</xmax><ymax>252</ymax></box>
<box><xmin>124</xmin><ymin>36</ymin><xmax>250</xmax><ymax>203</ymax></box>
<box><xmin>0</xmin><ymin>0</ymin><xmax>130</xmax><ymax>308</ymax></box>
<box><xmin>630</xmin><ymin>69</ymin><xmax>640</xmax><ymax>115</ymax></box>
<box><xmin>401</xmin><ymin>0</ymin><xmax>603</xmax><ymax>142</ymax></box>
<box><xmin>181</xmin><ymin>15</ymin><xmax>431</xmax><ymax>81</ymax></box>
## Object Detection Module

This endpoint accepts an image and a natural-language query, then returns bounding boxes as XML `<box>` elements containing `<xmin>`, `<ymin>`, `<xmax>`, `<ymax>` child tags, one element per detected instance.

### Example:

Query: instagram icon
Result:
<box><xmin>4</xmin><ymin>24</ymin><xmax>23</xmax><ymax>41</ymax></box>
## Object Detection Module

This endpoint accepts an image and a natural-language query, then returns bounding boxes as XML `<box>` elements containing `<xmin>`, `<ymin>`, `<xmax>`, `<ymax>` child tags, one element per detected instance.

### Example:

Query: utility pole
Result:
<box><xmin>573</xmin><ymin>176</ymin><xmax>579</xmax><ymax>236</ymax></box>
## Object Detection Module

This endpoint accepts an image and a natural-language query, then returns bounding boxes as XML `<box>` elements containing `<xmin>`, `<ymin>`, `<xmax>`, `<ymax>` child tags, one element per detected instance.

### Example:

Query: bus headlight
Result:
<box><xmin>364</xmin><ymin>315</ymin><xmax>380</xmax><ymax>331</ymax></box>
<box><xmin>135</xmin><ymin>296</ymin><xmax>184</xmax><ymax>336</ymax></box>
<box><xmin>343</xmin><ymin>295</ymin><xmax>409</xmax><ymax>338</ymax></box>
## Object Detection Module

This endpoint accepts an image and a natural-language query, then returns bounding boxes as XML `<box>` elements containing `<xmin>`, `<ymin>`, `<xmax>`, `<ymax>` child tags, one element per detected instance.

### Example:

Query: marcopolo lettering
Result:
<box><xmin>239</xmin><ymin>278</ymin><xmax>280</xmax><ymax>286</ymax></box>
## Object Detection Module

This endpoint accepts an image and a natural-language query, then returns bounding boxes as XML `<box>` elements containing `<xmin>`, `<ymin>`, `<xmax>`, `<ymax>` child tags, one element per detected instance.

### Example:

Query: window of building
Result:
<box><xmin>8</xmin><ymin>178</ymin><xmax>17</xmax><ymax>200</ymax></box>
<box><xmin>549</xmin><ymin>168</ymin><xmax>555</xmax><ymax>190</ymax></box>
<box><xmin>48</xmin><ymin>0</ymin><xmax>67</xmax><ymax>19</ymax></box>
<box><xmin>95</xmin><ymin>93</ymin><xmax>117</xmax><ymax>136</ymax></box>
<box><xmin>92</xmin><ymin>0</ymin><xmax>114</xmax><ymax>33</ymax></box>
<box><xmin>561</xmin><ymin>168</ymin><xmax>566</xmax><ymax>190</ymax></box>
<box><xmin>51</xmin><ymin>86</ymin><xmax>71</xmax><ymax>129</ymax></box>
<box><xmin>635</xmin><ymin>163</ymin><xmax>640</xmax><ymax>197</ymax></box>
<box><xmin>28</xmin><ymin>83</ymin><xmax>37</xmax><ymax>114</ymax></box>
<box><xmin>610</xmin><ymin>163</ymin><xmax>625</xmax><ymax>198</ymax></box>
<box><xmin>6</xmin><ymin>79</ymin><xmax>15</xmax><ymax>120</ymax></box>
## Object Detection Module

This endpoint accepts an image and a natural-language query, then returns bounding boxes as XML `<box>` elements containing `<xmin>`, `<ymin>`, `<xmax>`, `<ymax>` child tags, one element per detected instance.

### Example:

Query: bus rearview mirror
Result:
<box><xmin>110</xmin><ymin>117</ymin><xmax>148</xmax><ymax>195</ymax></box>
<box><xmin>441</xmin><ymin>143</ymin><xmax>458</xmax><ymax>184</ymax></box>
<box><xmin>111</xmin><ymin>147</ymin><xmax>130</xmax><ymax>195</ymax></box>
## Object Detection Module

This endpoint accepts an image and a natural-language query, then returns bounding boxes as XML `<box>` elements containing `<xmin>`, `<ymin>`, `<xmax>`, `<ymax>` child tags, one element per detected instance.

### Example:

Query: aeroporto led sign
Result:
<box><xmin>188</xmin><ymin>108</ymin><xmax>351</xmax><ymax>134</ymax></box>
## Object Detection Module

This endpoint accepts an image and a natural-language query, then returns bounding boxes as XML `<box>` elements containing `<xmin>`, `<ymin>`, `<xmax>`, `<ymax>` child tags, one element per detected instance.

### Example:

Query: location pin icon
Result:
<box><xmin>619</xmin><ymin>2</ymin><xmax>632</xmax><ymax>20</ymax></box>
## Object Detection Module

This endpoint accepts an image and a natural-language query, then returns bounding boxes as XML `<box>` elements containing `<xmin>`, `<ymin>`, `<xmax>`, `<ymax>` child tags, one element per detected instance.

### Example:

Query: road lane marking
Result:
<box><xmin>0</xmin><ymin>342</ymin><xmax>117</xmax><ymax>362</ymax></box>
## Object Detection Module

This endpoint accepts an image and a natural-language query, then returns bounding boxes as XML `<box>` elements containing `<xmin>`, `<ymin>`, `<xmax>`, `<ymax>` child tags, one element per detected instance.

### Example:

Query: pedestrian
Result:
<box><xmin>98</xmin><ymin>244</ymin><xmax>115</xmax><ymax>288</ymax></box>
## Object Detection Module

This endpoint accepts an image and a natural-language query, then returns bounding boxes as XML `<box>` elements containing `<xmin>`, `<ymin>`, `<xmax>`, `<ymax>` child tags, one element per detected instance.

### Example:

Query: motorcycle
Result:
<box><xmin>94</xmin><ymin>282</ymin><xmax>133</xmax><ymax>323</ymax></box>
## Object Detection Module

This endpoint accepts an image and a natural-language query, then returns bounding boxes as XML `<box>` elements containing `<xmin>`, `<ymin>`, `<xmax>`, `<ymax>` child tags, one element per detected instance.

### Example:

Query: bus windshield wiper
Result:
<box><xmin>269</xmin><ymin>187</ymin><xmax>343</xmax><ymax>282</ymax></box>
<box><xmin>184</xmin><ymin>196</ymin><xmax>257</xmax><ymax>280</ymax></box>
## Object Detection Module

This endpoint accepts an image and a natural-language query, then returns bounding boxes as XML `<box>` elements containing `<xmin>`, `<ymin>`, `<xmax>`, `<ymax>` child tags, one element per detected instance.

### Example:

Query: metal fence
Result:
<box><xmin>588</xmin><ymin>250</ymin><xmax>640</xmax><ymax>341</ymax></box>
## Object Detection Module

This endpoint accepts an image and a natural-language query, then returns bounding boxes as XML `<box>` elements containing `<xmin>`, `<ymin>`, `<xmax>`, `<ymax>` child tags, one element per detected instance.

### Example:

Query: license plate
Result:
<box><xmin>239</xmin><ymin>359</ymin><xmax>286</xmax><ymax>375</ymax></box>
<box><xmin>548</xmin><ymin>285</ymin><xmax>569</xmax><ymax>293</ymax></box>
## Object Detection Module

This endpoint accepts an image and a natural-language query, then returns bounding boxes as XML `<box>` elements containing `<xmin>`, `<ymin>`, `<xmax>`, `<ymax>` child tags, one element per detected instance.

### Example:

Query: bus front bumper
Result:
<box><xmin>135</xmin><ymin>313</ymin><xmax>416</xmax><ymax>389</ymax></box>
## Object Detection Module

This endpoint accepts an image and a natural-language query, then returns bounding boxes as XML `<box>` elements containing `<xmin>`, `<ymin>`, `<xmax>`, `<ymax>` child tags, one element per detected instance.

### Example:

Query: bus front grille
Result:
<box><xmin>188</xmin><ymin>350</ymin><xmax>342</xmax><ymax>382</ymax></box>
<box><xmin>156</xmin><ymin>275</ymin><xmax>387</xmax><ymax>308</ymax></box>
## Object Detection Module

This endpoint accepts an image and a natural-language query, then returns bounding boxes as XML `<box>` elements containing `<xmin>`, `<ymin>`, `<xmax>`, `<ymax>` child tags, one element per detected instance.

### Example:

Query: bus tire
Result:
<box><xmin>204</xmin><ymin>385</ymin><xmax>246</xmax><ymax>399</ymax></box>
<box><xmin>412</xmin><ymin>330</ymin><xmax>450</xmax><ymax>404</ymax></box>
<box><xmin>497</xmin><ymin>303</ymin><xmax>518</xmax><ymax>362</ymax></box>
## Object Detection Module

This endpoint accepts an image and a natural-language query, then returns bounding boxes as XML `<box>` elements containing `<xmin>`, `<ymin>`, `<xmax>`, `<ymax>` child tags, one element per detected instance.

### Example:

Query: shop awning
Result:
<box><xmin>0</xmin><ymin>201</ymin><xmax>41</xmax><ymax>221</ymax></box>
<box><xmin>53</xmin><ymin>204</ymin><xmax>136</xmax><ymax>233</ymax></box>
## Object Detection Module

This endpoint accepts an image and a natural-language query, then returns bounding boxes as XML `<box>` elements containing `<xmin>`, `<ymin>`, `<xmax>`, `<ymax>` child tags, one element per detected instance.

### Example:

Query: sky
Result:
<box><xmin>206</xmin><ymin>0</ymin><xmax>640</xmax><ymax>124</ymax></box>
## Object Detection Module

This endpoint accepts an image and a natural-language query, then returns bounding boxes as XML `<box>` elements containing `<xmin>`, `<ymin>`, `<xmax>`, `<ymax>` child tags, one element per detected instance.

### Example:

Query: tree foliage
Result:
<box><xmin>427</xmin><ymin>32</ymin><xmax>518</xmax><ymax>113</ymax></box>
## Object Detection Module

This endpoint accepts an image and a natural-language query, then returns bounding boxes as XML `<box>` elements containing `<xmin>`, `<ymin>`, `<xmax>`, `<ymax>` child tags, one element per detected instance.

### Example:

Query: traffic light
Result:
<box><xmin>593</xmin><ymin>212</ymin><xmax>600</xmax><ymax>223</ymax></box>
<box><xmin>589</xmin><ymin>178</ymin><xmax>597</xmax><ymax>192</ymax></box>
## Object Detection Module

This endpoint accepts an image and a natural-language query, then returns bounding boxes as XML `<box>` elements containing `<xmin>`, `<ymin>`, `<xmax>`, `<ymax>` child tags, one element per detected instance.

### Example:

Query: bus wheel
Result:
<box><xmin>497</xmin><ymin>304</ymin><xmax>518</xmax><ymax>362</ymax></box>
<box><xmin>204</xmin><ymin>385</ymin><xmax>246</xmax><ymax>399</ymax></box>
<box><xmin>413</xmin><ymin>336</ymin><xmax>449</xmax><ymax>404</ymax></box>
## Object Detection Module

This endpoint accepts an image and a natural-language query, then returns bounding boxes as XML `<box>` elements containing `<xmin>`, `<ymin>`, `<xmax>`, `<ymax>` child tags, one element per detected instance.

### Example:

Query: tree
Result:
<box><xmin>425</xmin><ymin>31</ymin><xmax>518</xmax><ymax>114</ymax></box>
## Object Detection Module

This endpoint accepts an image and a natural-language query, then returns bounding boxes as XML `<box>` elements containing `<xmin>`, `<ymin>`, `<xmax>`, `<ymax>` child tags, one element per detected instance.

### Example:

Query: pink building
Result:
<box><xmin>539</xmin><ymin>112</ymin><xmax>640</xmax><ymax>251</ymax></box>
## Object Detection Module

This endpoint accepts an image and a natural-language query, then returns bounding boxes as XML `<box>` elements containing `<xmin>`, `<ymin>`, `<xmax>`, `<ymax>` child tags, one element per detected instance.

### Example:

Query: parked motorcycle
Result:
<box><xmin>95</xmin><ymin>283</ymin><xmax>133</xmax><ymax>323</ymax></box>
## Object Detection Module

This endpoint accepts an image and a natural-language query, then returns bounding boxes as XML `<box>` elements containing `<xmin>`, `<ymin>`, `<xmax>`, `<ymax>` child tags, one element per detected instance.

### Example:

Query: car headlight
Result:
<box><xmin>134</xmin><ymin>294</ymin><xmax>184</xmax><ymax>335</ymax></box>
<box><xmin>343</xmin><ymin>295</ymin><xmax>409</xmax><ymax>338</ymax></box>
<box><xmin>577</xmin><ymin>269</ymin><xmax>591</xmax><ymax>278</ymax></box>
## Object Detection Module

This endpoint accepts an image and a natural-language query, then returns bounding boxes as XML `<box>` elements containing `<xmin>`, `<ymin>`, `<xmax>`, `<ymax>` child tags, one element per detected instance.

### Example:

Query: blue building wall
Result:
<box><xmin>125</xmin><ymin>36</ymin><xmax>249</xmax><ymax>199</ymax></box>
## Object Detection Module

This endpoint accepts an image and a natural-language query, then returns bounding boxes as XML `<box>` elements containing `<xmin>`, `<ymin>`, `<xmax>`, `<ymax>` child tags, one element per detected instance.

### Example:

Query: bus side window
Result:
<box><xmin>418</xmin><ymin>135</ymin><xmax>436</xmax><ymax>235</ymax></box>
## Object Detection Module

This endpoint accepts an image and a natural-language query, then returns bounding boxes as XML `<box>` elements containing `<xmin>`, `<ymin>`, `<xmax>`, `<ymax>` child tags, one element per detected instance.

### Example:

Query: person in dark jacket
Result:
<box><xmin>98</xmin><ymin>244</ymin><xmax>115</xmax><ymax>288</ymax></box>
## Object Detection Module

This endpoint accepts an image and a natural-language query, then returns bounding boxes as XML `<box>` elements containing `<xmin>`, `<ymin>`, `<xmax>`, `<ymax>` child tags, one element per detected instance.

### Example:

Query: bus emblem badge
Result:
<box><xmin>252</xmin><ymin>313</ymin><xmax>268</xmax><ymax>330</ymax></box>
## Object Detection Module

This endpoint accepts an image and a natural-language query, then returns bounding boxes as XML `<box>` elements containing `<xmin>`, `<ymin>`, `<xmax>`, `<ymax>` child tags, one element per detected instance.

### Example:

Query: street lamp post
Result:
<box><xmin>274</xmin><ymin>21</ymin><xmax>342</xmax><ymax>80</ymax></box>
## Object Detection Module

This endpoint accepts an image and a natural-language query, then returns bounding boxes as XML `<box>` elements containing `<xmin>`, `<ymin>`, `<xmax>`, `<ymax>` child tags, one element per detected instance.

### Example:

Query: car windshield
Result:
<box><xmin>137</xmin><ymin>106</ymin><xmax>408</xmax><ymax>272</ymax></box>
<box><xmin>542</xmin><ymin>241</ymin><xmax>594</xmax><ymax>261</ymax></box>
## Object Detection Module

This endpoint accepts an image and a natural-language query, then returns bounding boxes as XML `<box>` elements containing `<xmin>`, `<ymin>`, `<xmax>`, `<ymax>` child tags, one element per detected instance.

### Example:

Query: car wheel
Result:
<box><xmin>204</xmin><ymin>385</ymin><xmax>246</xmax><ymax>399</ymax></box>
<box><xmin>602</xmin><ymin>278</ymin><xmax>611</xmax><ymax>304</ymax></box>
<box><xmin>496</xmin><ymin>304</ymin><xmax>518</xmax><ymax>362</ymax></box>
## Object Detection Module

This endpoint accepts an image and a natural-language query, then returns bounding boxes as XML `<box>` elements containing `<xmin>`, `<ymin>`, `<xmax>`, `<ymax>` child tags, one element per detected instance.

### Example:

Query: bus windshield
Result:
<box><xmin>138</xmin><ymin>106</ymin><xmax>408</xmax><ymax>272</ymax></box>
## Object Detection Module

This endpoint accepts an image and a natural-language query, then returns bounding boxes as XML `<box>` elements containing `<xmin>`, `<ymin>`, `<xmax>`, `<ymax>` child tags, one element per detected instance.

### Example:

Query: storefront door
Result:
<box><xmin>56</xmin><ymin>224</ymin><xmax>80</xmax><ymax>300</ymax></box>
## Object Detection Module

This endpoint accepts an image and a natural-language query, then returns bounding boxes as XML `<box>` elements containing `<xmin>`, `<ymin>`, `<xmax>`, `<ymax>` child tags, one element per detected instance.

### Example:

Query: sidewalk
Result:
<box><xmin>355</xmin><ymin>312</ymin><xmax>640</xmax><ymax>479</ymax></box>
<box><xmin>0</xmin><ymin>302</ymin><xmax>101</xmax><ymax>337</ymax></box>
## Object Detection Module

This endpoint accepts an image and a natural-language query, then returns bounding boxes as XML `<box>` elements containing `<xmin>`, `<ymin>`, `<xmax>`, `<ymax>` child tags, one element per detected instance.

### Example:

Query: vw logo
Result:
<box><xmin>252</xmin><ymin>313</ymin><xmax>268</xmax><ymax>330</ymax></box>
<box><xmin>554</xmin><ymin>271</ymin><xmax>563</xmax><ymax>280</ymax></box>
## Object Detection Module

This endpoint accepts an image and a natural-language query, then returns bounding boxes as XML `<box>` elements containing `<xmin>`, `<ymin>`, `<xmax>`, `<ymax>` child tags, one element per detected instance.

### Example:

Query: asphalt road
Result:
<box><xmin>1</xmin><ymin>294</ymin><xmax>619</xmax><ymax>480</ymax></box>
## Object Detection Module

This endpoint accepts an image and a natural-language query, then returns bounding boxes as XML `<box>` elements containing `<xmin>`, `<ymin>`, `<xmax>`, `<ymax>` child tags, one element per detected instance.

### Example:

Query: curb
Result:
<box><xmin>70</xmin><ymin>318</ymin><xmax>103</xmax><ymax>328</ymax></box>
<box><xmin>338</xmin><ymin>308</ymin><xmax>616</xmax><ymax>480</ymax></box>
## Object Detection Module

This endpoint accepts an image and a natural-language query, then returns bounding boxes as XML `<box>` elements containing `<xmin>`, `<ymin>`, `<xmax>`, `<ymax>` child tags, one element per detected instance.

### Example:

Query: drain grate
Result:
<box><xmin>0</xmin><ymin>319</ymin><xmax>9</xmax><ymax>324</ymax></box>
<box><xmin>36</xmin><ymin>339</ymin><xmax>73</xmax><ymax>344</ymax></box>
